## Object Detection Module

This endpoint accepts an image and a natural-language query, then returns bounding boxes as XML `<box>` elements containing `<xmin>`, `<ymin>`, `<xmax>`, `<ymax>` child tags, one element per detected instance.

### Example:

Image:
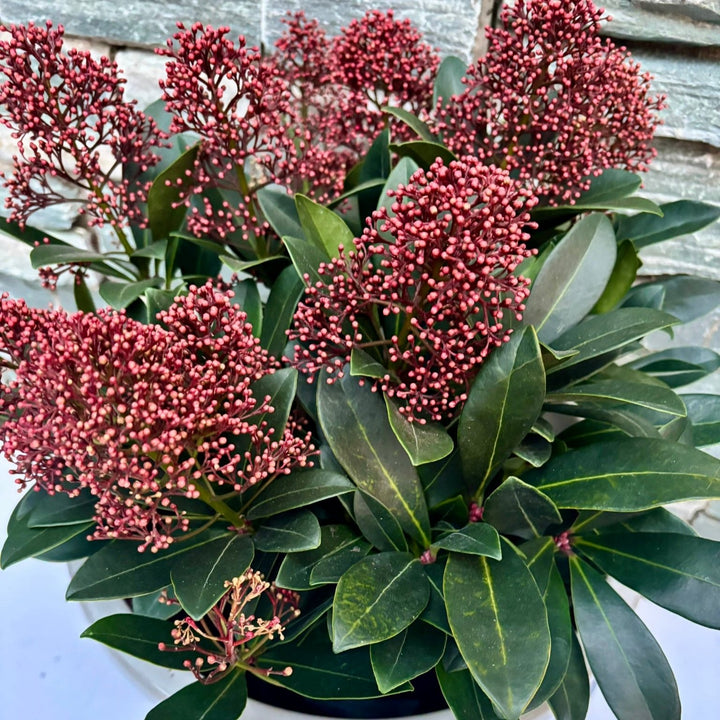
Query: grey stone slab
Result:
<box><xmin>602</xmin><ymin>0</ymin><xmax>720</xmax><ymax>46</ymax></box>
<box><xmin>114</xmin><ymin>49</ymin><xmax>167</xmax><ymax>108</ymax></box>
<box><xmin>0</xmin><ymin>0</ymin><xmax>262</xmax><ymax>48</ymax></box>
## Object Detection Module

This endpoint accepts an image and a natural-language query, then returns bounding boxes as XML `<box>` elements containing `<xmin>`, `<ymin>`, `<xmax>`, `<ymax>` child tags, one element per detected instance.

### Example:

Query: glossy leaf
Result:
<box><xmin>275</xmin><ymin>525</ymin><xmax>358</xmax><ymax>590</ymax></box>
<box><xmin>27</xmin><ymin>486</ymin><xmax>96</xmax><ymax>527</ymax></box>
<box><xmin>246</xmin><ymin>367</ymin><xmax>297</xmax><ymax>442</ymax></box>
<box><xmin>570</xmin><ymin>557</ymin><xmax>680</xmax><ymax>720</ymax></box>
<box><xmin>219</xmin><ymin>254</ymin><xmax>285</xmax><ymax>273</ymax></box>
<box><xmin>444</xmin><ymin>541</ymin><xmax>551</xmax><ymax>719</ymax></box>
<box><xmin>310</xmin><ymin>536</ymin><xmax>372</xmax><ymax>585</ymax></box>
<box><xmin>513</xmin><ymin>433</ymin><xmax>552</xmax><ymax>467</ymax></box>
<box><xmin>317</xmin><ymin>372</ymin><xmax>430</xmax><ymax>545</ymax></box>
<box><xmin>385</xmin><ymin>395</ymin><xmax>453</xmax><ymax>466</ymax></box>
<box><xmin>524</xmin><ymin>437</ymin><xmax>720</xmax><ymax>511</ymax></box>
<box><xmin>371</xmin><ymin>621</ymin><xmax>446</xmax><ymax>693</ymax></box>
<box><xmin>66</xmin><ymin>530</ymin><xmax>225</xmax><ymax>600</ymax></box>
<box><xmin>389</xmin><ymin>141</ymin><xmax>456</xmax><ymax>167</ymax></box>
<box><xmin>432</xmin><ymin>522</ymin><xmax>501</xmax><ymax>559</ymax></box>
<box><xmin>99</xmin><ymin>278</ymin><xmax>161</xmax><ymax>310</ymax></box>
<box><xmin>73</xmin><ymin>273</ymin><xmax>96</xmax><ymax>312</ymax></box>
<box><xmin>253</xmin><ymin>510</ymin><xmax>321</xmax><ymax>553</ymax></box>
<box><xmin>682</xmin><ymin>394</ymin><xmax>720</xmax><ymax>446</ymax></box>
<box><xmin>171</xmin><ymin>534</ymin><xmax>253</xmax><ymax>620</ymax></box>
<box><xmin>547</xmin><ymin>634</ymin><xmax>590</xmax><ymax>720</ymax></box>
<box><xmin>576</xmin><ymin>532</ymin><xmax>720</xmax><ymax>628</ymax></box>
<box><xmin>418</xmin><ymin>451</ymin><xmax>466</xmax><ymax>509</ymax></box>
<box><xmin>382</xmin><ymin>106</ymin><xmax>433</xmax><ymax>141</ymax></box>
<box><xmin>523</xmin><ymin>213</ymin><xmax>617</xmax><ymax>343</ymax></box>
<box><xmin>349</xmin><ymin>347</ymin><xmax>395</xmax><ymax>381</ymax></box>
<box><xmin>131</xmin><ymin>239</ymin><xmax>168</xmax><ymax>260</ymax></box>
<box><xmin>616</xmin><ymin>199</ymin><xmax>720</xmax><ymax>249</ymax></box>
<box><xmin>572</xmin><ymin>169</ymin><xmax>642</xmax><ymax>206</ymax></box>
<box><xmin>260</xmin><ymin>265</ymin><xmax>304</xmax><ymax>358</ymax></box>
<box><xmin>247</xmin><ymin>469</ymin><xmax>353</xmax><ymax>520</ymax></box>
<box><xmin>295</xmin><ymin>193</ymin><xmax>354</xmax><ymax>258</ymax></box>
<box><xmin>483</xmin><ymin>477</ymin><xmax>562</xmax><ymax>540</ymax></box>
<box><xmin>30</xmin><ymin>244</ymin><xmax>113</xmax><ymax>268</ymax></box>
<box><xmin>433</xmin><ymin>55</ymin><xmax>467</xmax><ymax>107</ymax></box>
<box><xmin>332</xmin><ymin>552</ymin><xmax>429</xmax><ymax>652</ymax></box>
<box><xmin>353</xmin><ymin>492</ymin><xmax>408</xmax><ymax>552</ymax></box>
<box><xmin>629</xmin><ymin>347</ymin><xmax>720</xmax><ymax>388</ymax></box>
<box><xmin>145</xmin><ymin>668</ymin><xmax>247</xmax><ymax>720</ymax></box>
<box><xmin>81</xmin><ymin>614</ymin><xmax>187</xmax><ymax>669</ymax></box>
<box><xmin>458</xmin><ymin>326</ymin><xmax>545</xmax><ymax>493</ymax></box>
<box><xmin>574</xmin><ymin>507</ymin><xmax>696</xmax><ymax>537</ymax></box>
<box><xmin>376</xmin><ymin>157</ymin><xmax>420</xmax><ymax>242</ymax></box>
<box><xmin>436</xmin><ymin>665</ymin><xmax>503</xmax><ymax>720</ymax></box>
<box><xmin>591</xmin><ymin>240</ymin><xmax>641</xmax><ymax>313</ymax></box>
<box><xmin>284</xmin><ymin>235</ymin><xmax>329</xmax><ymax>287</ymax></box>
<box><xmin>132</xmin><ymin>588</ymin><xmax>180</xmax><ymax>620</ymax></box>
<box><xmin>258</xmin><ymin>624</ymin><xmax>401</xmax><ymax>699</ymax></box>
<box><xmin>546</xmin><ymin>308</ymin><xmax>677</xmax><ymax>374</ymax></box>
<box><xmin>422</xmin><ymin>561</ymin><xmax>451</xmax><ymax>633</ymax></box>
<box><xmin>255</xmin><ymin>183</ymin><xmax>304</xmax><ymax>239</ymax></box>
<box><xmin>146</xmin><ymin>144</ymin><xmax>199</xmax><ymax>241</ymax></box>
<box><xmin>624</xmin><ymin>276</ymin><xmax>720</xmax><ymax>324</ymax></box>
<box><xmin>230</xmin><ymin>279</ymin><xmax>262</xmax><ymax>336</ymax></box>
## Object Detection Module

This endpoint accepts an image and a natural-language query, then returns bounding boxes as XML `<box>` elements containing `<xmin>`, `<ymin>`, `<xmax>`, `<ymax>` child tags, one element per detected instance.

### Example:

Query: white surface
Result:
<box><xmin>1</xmin><ymin>456</ymin><xmax>720</xmax><ymax>719</ymax></box>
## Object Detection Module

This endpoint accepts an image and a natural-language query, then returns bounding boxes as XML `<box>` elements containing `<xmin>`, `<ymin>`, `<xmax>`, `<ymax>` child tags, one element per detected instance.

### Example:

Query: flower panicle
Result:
<box><xmin>0</xmin><ymin>283</ymin><xmax>315</xmax><ymax>552</ymax></box>
<box><xmin>0</xmin><ymin>21</ymin><xmax>167</xmax><ymax>228</ymax></box>
<box><xmin>158</xmin><ymin>569</ymin><xmax>300</xmax><ymax>684</ymax></box>
<box><xmin>288</xmin><ymin>155</ymin><xmax>537</xmax><ymax>423</ymax></box>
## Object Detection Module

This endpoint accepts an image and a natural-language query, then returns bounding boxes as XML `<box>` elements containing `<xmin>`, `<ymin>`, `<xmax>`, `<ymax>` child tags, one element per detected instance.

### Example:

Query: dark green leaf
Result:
<box><xmin>35</xmin><ymin>533</ymin><xmax>108</xmax><ymax>562</ymax></box>
<box><xmin>576</xmin><ymin>532</ymin><xmax>720</xmax><ymax>628</ymax></box>
<box><xmin>483</xmin><ymin>477</ymin><xmax>562</xmax><ymax>540</ymax></box>
<box><xmin>514</xmin><ymin>433</ymin><xmax>552</xmax><ymax>467</ymax></box>
<box><xmin>418</xmin><ymin>451</ymin><xmax>466</xmax><ymax>509</ymax></box>
<box><xmin>624</xmin><ymin>276</ymin><xmax>720</xmax><ymax>324</ymax></box>
<box><xmin>145</xmin><ymin>668</ymin><xmax>247</xmax><ymax>720</ymax></box>
<box><xmin>573</xmin><ymin>169</ymin><xmax>642</xmax><ymax>206</ymax></box>
<box><xmin>295</xmin><ymin>193</ymin><xmax>354</xmax><ymax>258</ymax></box>
<box><xmin>371</xmin><ymin>621</ymin><xmax>446</xmax><ymax>693</ymax></box>
<box><xmin>99</xmin><ymin>278</ymin><xmax>161</xmax><ymax>310</ymax></box>
<box><xmin>382</xmin><ymin>106</ymin><xmax>434</xmax><ymax>141</ymax></box>
<box><xmin>147</xmin><ymin>144</ymin><xmax>199</xmax><ymax>241</ymax></box>
<box><xmin>260</xmin><ymin>265</ymin><xmax>304</xmax><ymax>358</ymax></box>
<box><xmin>275</xmin><ymin>525</ymin><xmax>357</xmax><ymax>590</ymax></box>
<box><xmin>433</xmin><ymin>55</ymin><xmax>467</xmax><ymax>108</ymax></box>
<box><xmin>432</xmin><ymin>522</ymin><xmax>501</xmax><ymax>559</ymax></box>
<box><xmin>616</xmin><ymin>200</ymin><xmax>720</xmax><ymax>249</ymax></box>
<box><xmin>253</xmin><ymin>510</ymin><xmax>321</xmax><ymax>553</ymax></box>
<box><xmin>66</xmin><ymin>529</ymin><xmax>225</xmax><ymax>600</ymax></box>
<box><xmin>258</xmin><ymin>624</ymin><xmax>401</xmax><ymax>700</ymax></box>
<box><xmin>81</xmin><ymin>614</ymin><xmax>187</xmax><ymax>670</ymax></box>
<box><xmin>317</xmin><ymin>372</ymin><xmax>430</xmax><ymax>545</ymax></box>
<box><xmin>421</xmin><ymin>561</ymin><xmax>451</xmax><ymax>633</ymax></box>
<box><xmin>73</xmin><ymin>273</ymin><xmax>96</xmax><ymax>312</ymax></box>
<box><xmin>376</xmin><ymin>157</ymin><xmax>421</xmax><ymax>242</ymax></box>
<box><xmin>629</xmin><ymin>347</ymin><xmax>720</xmax><ymax>388</ymax></box>
<box><xmin>171</xmin><ymin>534</ymin><xmax>253</xmax><ymax>620</ymax></box>
<box><xmin>349</xmin><ymin>347</ymin><xmax>395</xmax><ymax>381</ymax></box>
<box><xmin>436</xmin><ymin>666</ymin><xmax>503</xmax><ymax>720</ymax></box>
<box><xmin>310</xmin><ymin>537</ymin><xmax>372</xmax><ymax>585</ymax></box>
<box><xmin>230</xmin><ymin>278</ymin><xmax>262</xmax><ymax>336</ymax></box>
<box><xmin>444</xmin><ymin>540</ymin><xmax>551</xmax><ymax>719</ymax></box>
<box><xmin>546</xmin><ymin>308</ymin><xmax>678</xmax><ymax>373</ymax></box>
<box><xmin>247</xmin><ymin>367</ymin><xmax>297</xmax><ymax>440</ymax></box>
<box><xmin>591</xmin><ymin>240</ymin><xmax>642</xmax><ymax>313</ymax></box>
<box><xmin>283</xmin><ymin>235</ymin><xmax>330</xmax><ymax>287</ymax></box>
<box><xmin>30</xmin><ymin>244</ymin><xmax>113</xmax><ymax>268</ymax></box>
<box><xmin>353</xmin><ymin>492</ymin><xmax>408</xmax><ymax>552</ymax></box>
<box><xmin>547</xmin><ymin>634</ymin><xmax>590</xmax><ymax>720</ymax></box>
<box><xmin>523</xmin><ymin>214</ymin><xmax>617</xmax><ymax>343</ymax></box>
<box><xmin>247</xmin><ymin>470</ymin><xmax>353</xmax><ymax>520</ymax></box>
<box><xmin>385</xmin><ymin>395</ymin><xmax>453</xmax><ymax>466</ymax></box>
<box><xmin>570</xmin><ymin>557</ymin><xmax>680</xmax><ymax>720</ymax></box>
<box><xmin>219</xmin><ymin>254</ymin><xmax>285</xmax><ymax>273</ymax></box>
<box><xmin>359</xmin><ymin>128</ymin><xmax>391</xmax><ymax>182</ymax></box>
<box><xmin>389</xmin><ymin>141</ymin><xmax>456</xmax><ymax>167</ymax></box>
<box><xmin>27</xmin><ymin>487</ymin><xmax>96</xmax><ymax>527</ymax></box>
<box><xmin>131</xmin><ymin>239</ymin><xmax>168</xmax><ymax>260</ymax></box>
<box><xmin>332</xmin><ymin>552</ymin><xmax>429</xmax><ymax>651</ymax></box>
<box><xmin>682</xmin><ymin>394</ymin><xmax>720</xmax><ymax>446</ymax></box>
<box><xmin>458</xmin><ymin>326</ymin><xmax>545</xmax><ymax>494</ymax></box>
<box><xmin>255</xmin><ymin>183</ymin><xmax>304</xmax><ymax>239</ymax></box>
<box><xmin>573</xmin><ymin>507</ymin><xmax>696</xmax><ymax>536</ymax></box>
<box><xmin>132</xmin><ymin>588</ymin><xmax>180</xmax><ymax>620</ymax></box>
<box><xmin>524</xmin><ymin>438</ymin><xmax>720</xmax><ymax>511</ymax></box>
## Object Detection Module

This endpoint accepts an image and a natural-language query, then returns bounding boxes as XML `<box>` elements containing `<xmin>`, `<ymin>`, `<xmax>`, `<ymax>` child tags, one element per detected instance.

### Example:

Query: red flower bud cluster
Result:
<box><xmin>157</xmin><ymin>22</ymin><xmax>301</xmax><ymax>243</ymax></box>
<box><xmin>0</xmin><ymin>21</ymin><xmax>166</xmax><ymax>227</ymax></box>
<box><xmin>0</xmin><ymin>283</ymin><xmax>314</xmax><ymax>552</ymax></box>
<box><xmin>270</xmin><ymin>11</ymin><xmax>440</xmax><ymax>202</ymax></box>
<box><xmin>436</xmin><ymin>0</ymin><xmax>664</xmax><ymax>203</ymax></box>
<box><xmin>289</xmin><ymin>157</ymin><xmax>536</xmax><ymax>422</ymax></box>
<box><xmin>159</xmin><ymin>570</ymin><xmax>300</xmax><ymax>684</ymax></box>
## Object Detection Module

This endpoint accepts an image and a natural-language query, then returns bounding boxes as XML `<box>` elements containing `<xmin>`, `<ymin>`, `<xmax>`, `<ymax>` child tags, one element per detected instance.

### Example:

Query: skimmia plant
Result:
<box><xmin>2</xmin><ymin>3</ymin><xmax>720</xmax><ymax>720</ymax></box>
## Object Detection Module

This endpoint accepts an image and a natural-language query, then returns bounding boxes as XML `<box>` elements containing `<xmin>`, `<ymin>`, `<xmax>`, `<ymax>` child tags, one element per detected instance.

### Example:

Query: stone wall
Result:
<box><xmin>0</xmin><ymin>0</ymin><xmax>718</xmax><ymax>287</ymax></box>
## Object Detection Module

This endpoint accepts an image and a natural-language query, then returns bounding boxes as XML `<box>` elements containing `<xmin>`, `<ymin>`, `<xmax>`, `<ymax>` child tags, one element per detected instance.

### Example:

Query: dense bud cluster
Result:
<box><xmin>437</xmin><ymin>0</ymin><xmax>664</xmax><ymax>203</ymax></box>
<box><xmin>0</xmin><ymin>21</ymin><xmax>166</xmax><ymax>227</ymax></box>
<box><xmin>159</xmin><ymin>569</ymin><xmax>300</xmax><ymax>683</ymax></box>
<box><xmin>0</xmin><ymin>283</ymin><xmax>314</xmax><ymax>551</ymax></box>
<box><xmin>289</xmin><ymin>157</ymin><xmax>536</xmax><ymax>422</ymax></box>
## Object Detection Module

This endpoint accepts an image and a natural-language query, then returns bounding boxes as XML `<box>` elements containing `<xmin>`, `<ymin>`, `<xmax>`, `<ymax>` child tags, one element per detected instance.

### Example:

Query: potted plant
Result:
<box><xmin>1</xmin><ymin>2</ymin><xmax>720</xmax><ymax>719</ymax></box>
